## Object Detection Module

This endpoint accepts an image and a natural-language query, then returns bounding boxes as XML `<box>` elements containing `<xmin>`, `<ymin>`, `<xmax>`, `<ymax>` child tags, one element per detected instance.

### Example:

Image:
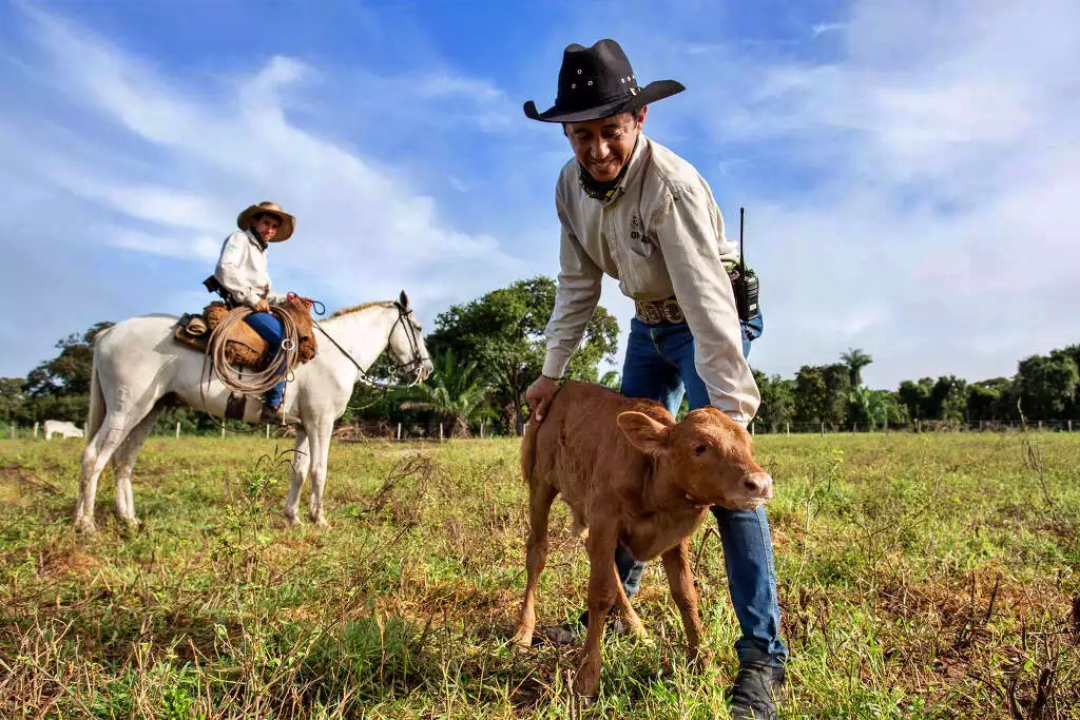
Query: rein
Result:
<box><xmin>314</xmin><ymin>303</ymin><xmax>426</xmax><ymax>391</ymax></box>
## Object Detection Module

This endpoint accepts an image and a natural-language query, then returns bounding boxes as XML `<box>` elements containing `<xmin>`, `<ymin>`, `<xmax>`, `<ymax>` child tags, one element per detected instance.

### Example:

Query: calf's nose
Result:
<box><xmin>742</xmin><ymin>472</ymin><xmax>773</xmax><ymax>497</ymax></box>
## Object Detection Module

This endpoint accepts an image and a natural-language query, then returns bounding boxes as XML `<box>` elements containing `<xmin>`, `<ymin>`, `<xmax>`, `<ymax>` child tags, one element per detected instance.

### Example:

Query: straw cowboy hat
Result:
<box><xmin>237</xmin><ymin>201</ymin><xmax>296</xmax><ymax>242</ymax></box>
<box><xmin>524</xmin><ymin>38</ymin><xmax>685</xmax><ymax>123</ymax></box>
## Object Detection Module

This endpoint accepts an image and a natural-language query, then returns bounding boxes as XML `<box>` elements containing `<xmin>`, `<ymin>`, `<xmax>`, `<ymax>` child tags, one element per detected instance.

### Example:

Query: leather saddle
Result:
<box><xmin>174</xmin><ymin>296</ymin><xmax>318</xmax><ymax>372</ymax></box>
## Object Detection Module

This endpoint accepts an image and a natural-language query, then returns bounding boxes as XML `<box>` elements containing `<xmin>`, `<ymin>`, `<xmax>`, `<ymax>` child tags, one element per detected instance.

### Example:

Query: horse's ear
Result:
<box><xmin>398</xmin><ymin>290</ymin><xmax>410</xmax><ymax>310</ymax></box>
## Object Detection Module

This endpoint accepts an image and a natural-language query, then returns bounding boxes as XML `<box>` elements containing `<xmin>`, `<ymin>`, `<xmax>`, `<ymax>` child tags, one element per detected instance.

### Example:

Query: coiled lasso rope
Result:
<box><xmin>206</xmin><ymin>306</ymin><xmax>300</xmax><ymax>395</ymax></box>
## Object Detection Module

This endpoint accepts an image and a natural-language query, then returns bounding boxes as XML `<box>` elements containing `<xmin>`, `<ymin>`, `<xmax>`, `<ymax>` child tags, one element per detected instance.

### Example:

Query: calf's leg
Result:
<box><xmin>576</xmin><ymin>526</ymin><xmax>620</xmax><ymax>698</ymax></box>
<box><xmin>661</xmin><ymin>538</ymin><xmax>709</xmax><ymax>668</ymax></box>
<box><xmin>612</xmin><ymin>566</ymin><xmax>646</xmax><ymax>638</ymax></box>
<box><xmin>513</xmin><ymin>480</ymin><xmax>558</xmax><ymax>647</ymax></box>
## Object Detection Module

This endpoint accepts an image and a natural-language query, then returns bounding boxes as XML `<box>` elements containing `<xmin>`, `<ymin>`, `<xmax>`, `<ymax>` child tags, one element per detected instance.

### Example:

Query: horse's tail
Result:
<box><xmin>85</xmin><ymin>333</ymin><xmax>110</xmax><ymax>444</ymax></box>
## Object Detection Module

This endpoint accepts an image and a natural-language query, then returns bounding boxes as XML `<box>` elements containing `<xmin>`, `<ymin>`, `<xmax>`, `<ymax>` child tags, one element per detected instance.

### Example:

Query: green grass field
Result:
<box><xmin>1</xmin><ymin>431</ymin><xmax>1078</xmax><ymax>719</ymax></box>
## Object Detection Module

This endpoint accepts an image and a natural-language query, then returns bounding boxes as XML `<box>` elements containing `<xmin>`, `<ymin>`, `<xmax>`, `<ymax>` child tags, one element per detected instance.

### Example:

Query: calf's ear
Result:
<box><xmin>617</xmin><ymin>412</ymin><xmax>670</xmax><ymax>455</ymax></box>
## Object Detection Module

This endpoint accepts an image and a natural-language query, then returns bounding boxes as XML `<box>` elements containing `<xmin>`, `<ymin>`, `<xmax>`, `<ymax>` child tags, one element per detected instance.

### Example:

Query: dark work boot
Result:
<box><xmin>541</xmin><ymin>609</ymin><xmax>626</xmax><ymax>646</ymax></box>
<box><xmin>259</xmin><ymin>403</ymin><xmax>284</xmax><ymax>425</ymax></box>
<box><xmin>730</xmin><ymin>659</ymin><xmax>786</xmax><ymax>720</ymax></box>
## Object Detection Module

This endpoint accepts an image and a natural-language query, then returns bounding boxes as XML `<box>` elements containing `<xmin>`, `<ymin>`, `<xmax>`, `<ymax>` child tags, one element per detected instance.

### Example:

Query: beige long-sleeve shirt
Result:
<box><xmin>214</xmin><ymin>230</ymin><xmax>286</xmax><ymax>309</ymax></box>
<box><xmin>542</xmin><ymin>135</ymin><xmax>760</xmax><ymax>426</ymax></box>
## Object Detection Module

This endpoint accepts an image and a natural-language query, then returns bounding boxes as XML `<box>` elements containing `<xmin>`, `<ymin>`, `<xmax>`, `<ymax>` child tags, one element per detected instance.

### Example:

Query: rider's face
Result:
<box><xmin>253</xmin><ymin>214</ymin><xmax>282</xmax><ymax>241</ymax></box>
<box><xmin>563</xmin><ymin>108</ymin><xmax>647</xmax><ymax>183</ymax></box>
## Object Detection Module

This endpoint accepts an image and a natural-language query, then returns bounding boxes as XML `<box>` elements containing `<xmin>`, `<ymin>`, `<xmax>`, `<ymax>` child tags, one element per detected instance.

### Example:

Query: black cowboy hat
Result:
<box><xmin>524</xmin><ymin>38</ymin><xmax>684</xmax><ymax>123</ymax></box>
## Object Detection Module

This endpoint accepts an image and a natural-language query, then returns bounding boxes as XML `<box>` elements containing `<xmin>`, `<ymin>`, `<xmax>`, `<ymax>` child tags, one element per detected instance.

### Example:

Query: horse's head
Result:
<box><xmin>388</xmin><ymin>290</ymin><xmax>434</xmax><ymax>384</ymax></box>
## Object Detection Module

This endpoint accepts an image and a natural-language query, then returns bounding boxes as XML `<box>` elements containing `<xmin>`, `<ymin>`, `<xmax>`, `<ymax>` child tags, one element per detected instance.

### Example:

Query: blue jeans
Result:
<box><xmin>741</xmin><ymin>313</ymin><xmax>763</xmax><ymax>358</ymax></box>
<box><xmin>244</xmin><ymin>311</ymin><xmax>286</xmax><ymax>408</ymax></box>
<box><xmin>616</xmin><ymin>313</ymin><xmax>787</xmax><ymax>666</ymax></box>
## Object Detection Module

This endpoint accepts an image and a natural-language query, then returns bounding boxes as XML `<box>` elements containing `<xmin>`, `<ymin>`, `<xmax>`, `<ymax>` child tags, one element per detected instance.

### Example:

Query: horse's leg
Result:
<box><xmin>284</xmin><ymin>425</ymin><xmax>310</xmax><ymax>527</ymax></box>
<box><xmin>111</xmin><ymin>406</ymin><xmax>164</xmax><ymax>528</ymax></box>
<box><xmin>307</xmin><ymin>417</ymin><xmax>333</xmax><ymax>527</ymax></box>
<box><xmin>76</xmin><ymin>409</ymin><xmax>141</xmax><ymax>534</ymax></box>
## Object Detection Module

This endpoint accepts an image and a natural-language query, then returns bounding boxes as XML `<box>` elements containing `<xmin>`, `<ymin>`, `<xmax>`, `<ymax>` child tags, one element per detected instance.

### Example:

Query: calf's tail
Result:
<box><xmin>521</xmin><ymin>416</ymin><xmax>538</xmax><ymax>485</ymax></box>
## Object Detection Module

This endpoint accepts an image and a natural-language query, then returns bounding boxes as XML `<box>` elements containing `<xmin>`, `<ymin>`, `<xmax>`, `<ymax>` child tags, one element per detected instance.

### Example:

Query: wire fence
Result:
<box><xmin>4</xmin><ymin>417</ymin><xmax>1080</xmax><ymax>442</ymax></box>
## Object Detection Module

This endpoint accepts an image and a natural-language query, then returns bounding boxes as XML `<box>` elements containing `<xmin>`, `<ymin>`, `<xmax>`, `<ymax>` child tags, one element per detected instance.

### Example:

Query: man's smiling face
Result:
<box><xmin>564</xmin><ymin>107</ymin><xmax>647</xmax><ymax>182</ymax></box>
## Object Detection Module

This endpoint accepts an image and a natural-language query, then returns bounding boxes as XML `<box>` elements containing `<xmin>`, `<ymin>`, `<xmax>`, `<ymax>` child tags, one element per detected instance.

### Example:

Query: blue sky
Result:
<box><xmin>1</xmin><ymin>0</ymin><xmax>1077</xmax><ymax>390</ymax></box>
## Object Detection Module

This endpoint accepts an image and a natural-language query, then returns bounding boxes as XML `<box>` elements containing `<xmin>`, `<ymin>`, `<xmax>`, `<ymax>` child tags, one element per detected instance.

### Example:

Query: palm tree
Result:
<box><xmin>848</xmin><ymin>385</ymin><xmax>896</xmax><ymax>431</ymax></box>
<box><xmin>840</xmin><ymin>347</ymin><xmax>873</xmax><ymax>387</ymax></box>
<box><xmin>600</xmin><ymin>371</ymin><xmax>621</xmax><ymax>390</ymax></box>
<box><xmin>396</xmin><ymin>349</ymin><xmax>493</xmax><ymax>437</ymax></box>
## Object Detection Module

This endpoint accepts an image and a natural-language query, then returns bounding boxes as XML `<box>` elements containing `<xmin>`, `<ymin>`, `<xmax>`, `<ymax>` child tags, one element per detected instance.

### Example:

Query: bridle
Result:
<box><xmin>313</xmin><ymin>301</ymin><xmax>428</xmax><ymax>391</ymax></box>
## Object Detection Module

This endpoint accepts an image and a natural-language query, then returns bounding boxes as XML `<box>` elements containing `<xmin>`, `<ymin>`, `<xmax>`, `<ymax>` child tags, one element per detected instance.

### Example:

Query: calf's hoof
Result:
<box><xmin>624</xmin><ymin>617</ymin><xmax>647</xmax><ymax>639</ymax></box>
<box><xmin>511</xmin><ymin>625</ymin><xmax>535</xmax><ymax>648</ymax></box>
<box><xmin>573</xmin><ymin>658</ymin><xmax>601</xmax><ymax>699</ymax></box>
<box><xmin>688</xmin><ymin>646</ymin><xmax>714</xmax><ymax>672</ymax></box>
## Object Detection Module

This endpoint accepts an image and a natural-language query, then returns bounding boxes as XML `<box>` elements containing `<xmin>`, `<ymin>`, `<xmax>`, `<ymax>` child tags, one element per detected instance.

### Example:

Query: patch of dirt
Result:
<box><xmin>35</xmin><ymin>547</ymin><xmax>102</xmax><ymax>578</ymax></box>
<box><xmin>0</xmin><ymin>465</ymin><xmax>61</xmax><ymax>502</ymax></box>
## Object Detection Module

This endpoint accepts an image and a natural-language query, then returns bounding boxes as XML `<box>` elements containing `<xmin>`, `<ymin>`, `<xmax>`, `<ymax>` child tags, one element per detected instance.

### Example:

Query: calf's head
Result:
<box><xmin>616</xmin><ymin>407</ymin><xmax>772</xmax><ymax>510</ymax></box>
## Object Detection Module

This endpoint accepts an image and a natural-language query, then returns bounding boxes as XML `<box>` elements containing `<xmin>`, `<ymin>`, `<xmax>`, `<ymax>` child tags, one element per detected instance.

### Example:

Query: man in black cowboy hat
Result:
<box><xmin>523</xmin><ymin>39</ymin><xmax>786</xmax><ymax>718</ymax></box>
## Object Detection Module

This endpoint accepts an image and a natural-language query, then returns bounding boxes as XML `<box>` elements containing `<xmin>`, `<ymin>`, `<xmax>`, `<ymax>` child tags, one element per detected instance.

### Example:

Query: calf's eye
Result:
<box><xmin>694</xmin><ymin>445</ymin><xmax>707</xmax><ymax>455</ymax></box>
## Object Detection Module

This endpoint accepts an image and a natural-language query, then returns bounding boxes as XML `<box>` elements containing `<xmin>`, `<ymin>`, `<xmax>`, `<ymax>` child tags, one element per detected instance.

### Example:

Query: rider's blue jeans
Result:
<box><xmin>244</xmin><ymin>311</ymin><xmax>286</xmax><ymax>408</ymax></box>
<box><xmin>616</xmin><ymin>312</ymin><xmax>787</xmax><ymax>667</ymax></box>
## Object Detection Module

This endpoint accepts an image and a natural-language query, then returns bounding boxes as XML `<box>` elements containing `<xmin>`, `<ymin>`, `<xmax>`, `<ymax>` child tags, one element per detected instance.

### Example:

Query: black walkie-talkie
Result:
<box><xmin>735</xmin><ymin>207</ymin><xmax>761</xmax><ymax>322</ymax></box>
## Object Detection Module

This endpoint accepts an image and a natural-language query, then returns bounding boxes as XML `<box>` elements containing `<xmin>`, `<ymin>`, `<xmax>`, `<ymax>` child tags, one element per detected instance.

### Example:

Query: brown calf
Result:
<box><xmin>512</xmin><ymin>380</ymin><xmax>772</xmax><ymax>698</ymax></box>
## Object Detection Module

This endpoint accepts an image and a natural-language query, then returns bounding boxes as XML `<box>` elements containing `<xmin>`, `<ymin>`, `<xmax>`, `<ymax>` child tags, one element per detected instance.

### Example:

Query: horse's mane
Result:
<box><xmin>328</xmin><ymin>300</ymin><xmax>397</xmax><ymax>319</ymax></box>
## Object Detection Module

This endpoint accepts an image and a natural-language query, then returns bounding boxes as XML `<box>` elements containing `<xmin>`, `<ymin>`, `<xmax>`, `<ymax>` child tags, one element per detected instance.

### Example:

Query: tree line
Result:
<box><xmin>1</xmin><ymin>277</ymin><xmax>1076</xmax><ymax>436</ymax></box>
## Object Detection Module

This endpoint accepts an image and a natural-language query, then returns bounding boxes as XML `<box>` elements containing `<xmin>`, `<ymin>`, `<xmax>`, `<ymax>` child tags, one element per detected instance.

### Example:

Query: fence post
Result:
<box><xmin>221</xmin><ymin>425</ymin><xmax>226</xmax><ymax>438</ymax></box>
<box><xmin>1038</xmin><ymin>420</ymin><xmax>1043</xmax><ymax>431</ymax></box>
<box><xmin>820</xmin><ymin>422</ymin><xmax>825</xmax><ymax>437</ymax></box>
<box><xmin>480</xmin><ymin>421</ymin><xmax>485</xmax><ymax>439</ymax></box>
<box><xmin>397</xmin><ymin>423</ymin><xmax>402</xmax><ymax>441</ymax></box>
<box><xmin>884</xmin><ymin>417</ymin><xmax>889</xmax><ymax>435</ymax></box>
<box><xmin>785</xmin><ymin>422</ymin><xmax>790</xmax><ymax>436</ymax></box>
<box><xmin>265</xmin><ymin>424</ymin><xmax>270</xmax><ymax>439</ymax></box>
<box><xmin>33</xmin><ymin>421</ymin><xmax>39</xmax><ymax>439</ymax></box>
<box><xmin>439</xmin><ymin>423</ymin><xmax>444</xmax><ymax>442</ymax></box>
<box><xmin>852</xmin><ymin>422</ymin><xmax>857</xmax><ymax>433</ymax></box>
<box><xmin>750</xmin><ymin>422</ymin><xmax>755</xmax><ymax>436</ymax></box>
<box><xmin>8</xmin><ymin>424</ymin><xmax>13</xmax><ymax>440</ymax></box>
<box><xmin>1070</xmin><ymin>420</ymin><xmax>1074</xmax><ymax>432</ymax></box>
<box><xmin>175</xmin><ymin>422</ymin><xmax>181</xmax><ymax>439</ymax></box>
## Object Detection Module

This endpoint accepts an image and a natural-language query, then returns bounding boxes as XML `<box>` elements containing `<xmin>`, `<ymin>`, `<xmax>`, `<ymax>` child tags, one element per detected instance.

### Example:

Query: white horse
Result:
<box><xmin>74</xmin><ymin>291</ymin><xmax>433</xmax><ymax>533</ymax></box>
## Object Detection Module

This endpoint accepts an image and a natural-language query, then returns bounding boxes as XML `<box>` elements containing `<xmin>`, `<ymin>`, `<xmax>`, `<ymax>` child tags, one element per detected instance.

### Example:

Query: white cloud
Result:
<box><xmin>811</xmin><ymin>22</ymin><xmax>845</xmax><ymax>37</ymax></box>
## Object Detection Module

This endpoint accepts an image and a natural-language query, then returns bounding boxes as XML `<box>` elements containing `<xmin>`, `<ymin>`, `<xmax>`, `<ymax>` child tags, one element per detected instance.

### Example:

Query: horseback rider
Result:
<box><xmin>211</xmin><ymin>201</ymin><xmax>309</xmax><ymax>424</ymax></box>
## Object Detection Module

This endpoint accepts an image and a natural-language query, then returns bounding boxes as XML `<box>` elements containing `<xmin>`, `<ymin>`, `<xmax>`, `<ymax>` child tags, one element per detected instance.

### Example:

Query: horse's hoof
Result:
<box><xmin>74</xmin><ymin>517</ymin><xmax>97</xmax><ymax>535</ymax></box>
<box><xmin>285</xmin><ymin>515</ymin><xmax>302</xmax><ymax>528</ymax></box>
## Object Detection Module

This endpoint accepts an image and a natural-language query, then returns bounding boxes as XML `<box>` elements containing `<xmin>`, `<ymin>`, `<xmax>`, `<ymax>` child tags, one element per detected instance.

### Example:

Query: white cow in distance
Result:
<box><xmin>44</xmin><ymin>420</ymin><xmax>84</xmax><ymax>440</ymax></box>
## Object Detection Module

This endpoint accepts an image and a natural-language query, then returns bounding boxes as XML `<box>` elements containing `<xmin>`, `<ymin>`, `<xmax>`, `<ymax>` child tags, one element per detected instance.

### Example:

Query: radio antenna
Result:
<box><xmin>739</xmin><ymin>207</ymin><xmax>746</xmax><ymax>275</ymax></box>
